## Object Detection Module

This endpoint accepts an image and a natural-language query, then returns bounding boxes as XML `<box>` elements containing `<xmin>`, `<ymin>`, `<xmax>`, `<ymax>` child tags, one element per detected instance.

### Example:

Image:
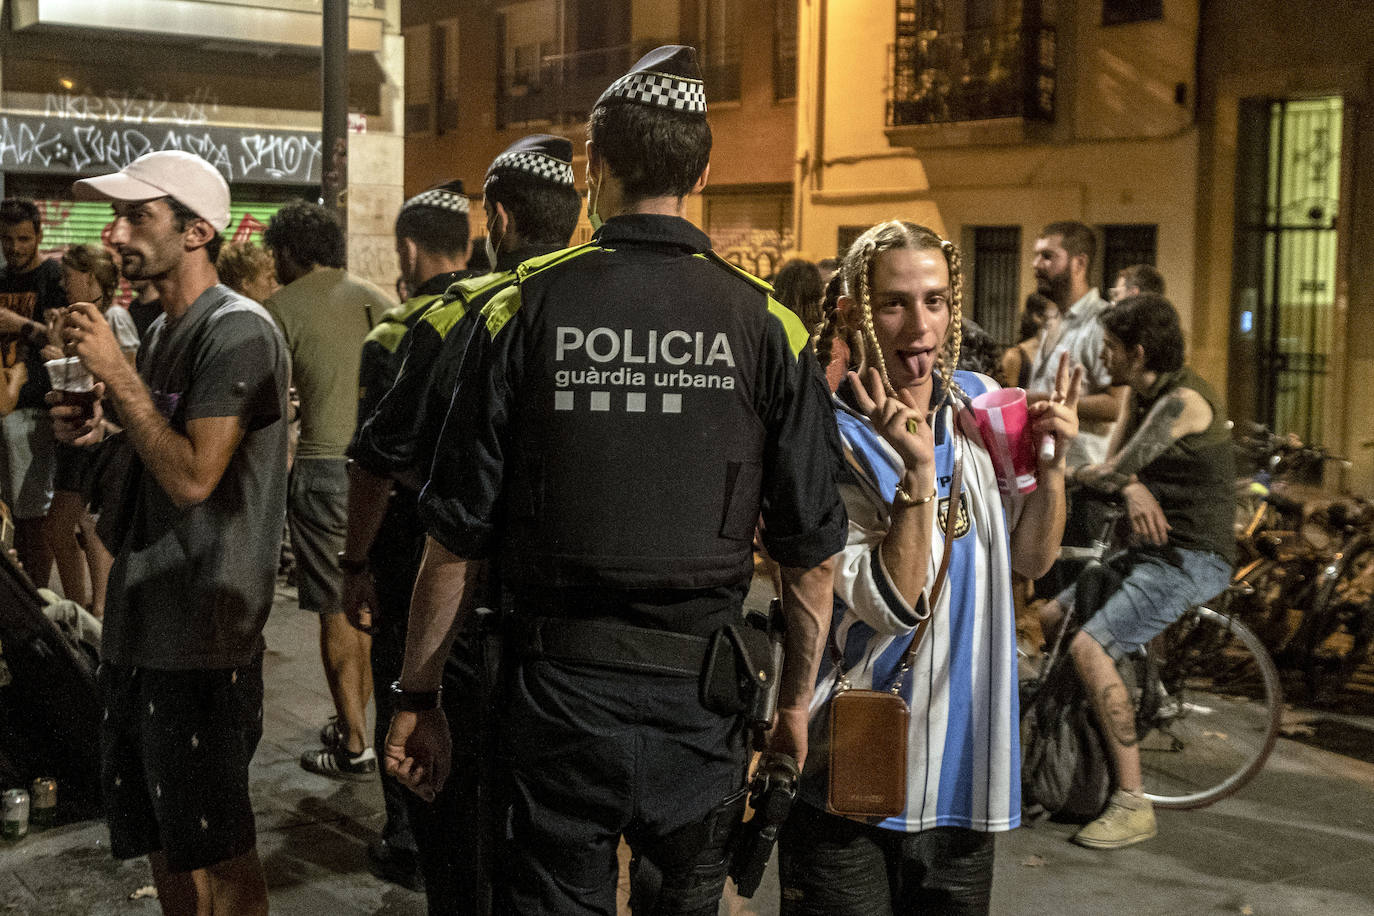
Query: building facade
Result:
<box><xmin>402</xmin><ymin>0</ymin><xmax>801</xmax><ymax>278</ymax></box>
<box><xmin>0</xmin><ymin>0</ymin><xmax>406</xmax><ymax>292</ymax></box>
<box><xmin>794</xmin><ymin>0</ymin><xmax>1200</xmax><ymax>352</ymax></box>
<box><xmin>1195</xmin><ymin>0</ymin><xmax>1374</xmax><ymax>490</ymax></box>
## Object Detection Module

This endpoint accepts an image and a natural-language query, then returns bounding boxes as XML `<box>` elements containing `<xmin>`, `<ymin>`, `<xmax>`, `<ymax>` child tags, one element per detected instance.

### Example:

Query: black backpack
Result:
<box><xmin>1021</xmin><ymin>563</ymin><xmax>1120</xmax><ymax>823</ymax></box>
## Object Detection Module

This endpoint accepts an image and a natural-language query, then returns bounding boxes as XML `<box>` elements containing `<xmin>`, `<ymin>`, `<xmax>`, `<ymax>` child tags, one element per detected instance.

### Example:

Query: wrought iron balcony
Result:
<box><xmin>887</xmin><ymin>24</ymin><xmax>1055</xmax><ymax>128</ymax></box>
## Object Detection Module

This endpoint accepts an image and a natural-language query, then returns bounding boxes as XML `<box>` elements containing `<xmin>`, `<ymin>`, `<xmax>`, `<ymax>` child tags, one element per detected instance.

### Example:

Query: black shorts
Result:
<box><xmin>53</xmin><ymin>443</ymin><xmax>93</xmax><ymax>496</ymax></box>
<box><xmin>99</xmin><ymin>658</ymin><xmax>264</xmax><ymax>872</ymax></box>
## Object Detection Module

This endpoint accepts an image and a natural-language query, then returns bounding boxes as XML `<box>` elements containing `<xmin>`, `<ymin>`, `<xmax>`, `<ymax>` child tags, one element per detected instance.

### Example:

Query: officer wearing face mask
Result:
<box><xmin>385</xmin><ymin>47</ymin><xmax>847</xmax><ymax>914</ymax></box>
<box><xmin>341</xmin><ymin>136</ymin><xmax>581</xmax><ymax>913</ymax></box>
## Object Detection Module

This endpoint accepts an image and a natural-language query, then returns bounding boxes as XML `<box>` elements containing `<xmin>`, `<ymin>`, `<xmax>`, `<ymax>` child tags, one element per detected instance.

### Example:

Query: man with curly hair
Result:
<box><xmin>263</xmin><ymin>200</ymin><xmax>393</xmax><ymax>779</ymax></box>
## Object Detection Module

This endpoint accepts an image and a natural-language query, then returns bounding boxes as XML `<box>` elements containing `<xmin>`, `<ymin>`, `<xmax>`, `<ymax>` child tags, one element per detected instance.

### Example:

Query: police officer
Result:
<box><xmin>385</xmin><ymin>47</ymin><xmax>846</xmax><ymax>915</ymax></box>
<box><xmin>340</xmin><ymin>138</ymin><xmax>582</xmax><ymax>913</ymax></box>
<box><xmin>340</xmin><ymin>178</ymin><xmax>480</xmax><ymax>894</ymax></box>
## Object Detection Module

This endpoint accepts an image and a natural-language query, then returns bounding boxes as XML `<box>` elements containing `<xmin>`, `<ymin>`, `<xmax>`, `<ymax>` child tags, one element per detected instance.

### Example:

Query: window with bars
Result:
<box><xmin>1231</xmin><ymin>96</ymin><xmax>1344</xmax><ymax>444</ymax></box>
<box><xmin>971</xmin><ymin>226</ymin><xmax>1022</xmax><ymax>348</ymax></box>
<box><xmin>1100</xmin><ymin>224</ymin><xmax>1158</xmax><ymax>292</ymax></box>
<box><xmin>1102</xmin><ymin>0</ymin><xmax>1163</xmax><ymax>26</ymax></box>
<box><xmin>774</xmin><ymin>0</ymin><xmax>798</xmax><ymax>102</ymax></box>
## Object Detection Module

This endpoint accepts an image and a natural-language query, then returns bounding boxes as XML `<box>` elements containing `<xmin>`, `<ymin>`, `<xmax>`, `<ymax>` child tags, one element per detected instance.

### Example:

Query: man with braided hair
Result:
<box><xmin>780</xmin><ymin>220</ymin><xmax>1081</xmax><ymax>915</ymax></box>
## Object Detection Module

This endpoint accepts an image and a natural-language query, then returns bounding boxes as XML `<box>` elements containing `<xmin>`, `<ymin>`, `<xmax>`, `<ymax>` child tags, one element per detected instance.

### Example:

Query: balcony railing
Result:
<box><xmin>497</xmin><ymin>40</ymin><xmax>740</xmax><ymax>128</ymax></box>
<box><xmin>887</xmin><ymin>25</ymin><xmax>1055</xmax><ymax>127</ymax></box>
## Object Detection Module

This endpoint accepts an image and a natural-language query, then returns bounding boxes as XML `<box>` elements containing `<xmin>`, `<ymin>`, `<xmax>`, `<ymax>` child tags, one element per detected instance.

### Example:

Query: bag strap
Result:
<box><xmin>899</xmin><ymin>422</ymin><xmax>963</xmax><ymax>674</ymax></box>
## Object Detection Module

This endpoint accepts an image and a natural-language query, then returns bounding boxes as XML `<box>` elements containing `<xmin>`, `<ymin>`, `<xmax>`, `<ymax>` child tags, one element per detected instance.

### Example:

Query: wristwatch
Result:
<box><xmin>390</xmin><ymin>680</ymin><xmax>442</xmax><ymax>712</ymax></box>
<box><xmin>336</xmin><ymin>551</ymin><xmax>368</xmax><ymax>574</ymax></box>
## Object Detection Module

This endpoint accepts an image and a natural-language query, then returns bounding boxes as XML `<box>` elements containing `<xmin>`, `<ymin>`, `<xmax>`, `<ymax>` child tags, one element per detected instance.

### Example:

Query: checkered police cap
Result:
<box><xmin>400</xmin><ymin>179</ymin><xmax>470</xmax><ymax>216</ymax></box>
<box><xmin>594</xmin><ymin>45</ymin><xmax>707</xmax><ymax>117</ymax></box>
<box><xmin>484</xmin><ymin>135</ymin><xmax>576</xmax><ymax>191</ymax></box>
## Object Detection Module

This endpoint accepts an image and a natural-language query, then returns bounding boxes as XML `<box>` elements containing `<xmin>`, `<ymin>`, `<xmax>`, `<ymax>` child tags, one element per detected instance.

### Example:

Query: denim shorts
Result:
<box><xmin>1057</xmin><ymin>548</ymin><xmax>1233</xmax><ymax>659</ymax></box>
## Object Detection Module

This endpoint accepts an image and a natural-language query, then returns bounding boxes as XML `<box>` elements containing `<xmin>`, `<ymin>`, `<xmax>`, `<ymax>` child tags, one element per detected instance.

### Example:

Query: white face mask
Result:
<box><xmin>587</xmin><ymin>166</ymin><xmax>604</xmax><ymax>232</ymax></box>
<box><xmin>484</xmin><ymin>210</ymin><xmax>504</xmax><ymax>269</ymax></box>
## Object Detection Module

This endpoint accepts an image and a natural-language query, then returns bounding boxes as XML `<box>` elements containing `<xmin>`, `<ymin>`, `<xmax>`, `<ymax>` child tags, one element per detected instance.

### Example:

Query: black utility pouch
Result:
<box><xmin>701</xmin><ymin>615</ymin><xmax>775</xmax><ymax>716</ymax></box>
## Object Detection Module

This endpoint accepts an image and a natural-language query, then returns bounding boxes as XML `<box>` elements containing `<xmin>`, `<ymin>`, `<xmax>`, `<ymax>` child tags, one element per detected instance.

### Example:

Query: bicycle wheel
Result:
<box><xmin>1300</xmin><ymin>534</ymin><xmax>1374</xmax><ymax>701</ymax></box>
<box><xmin>1127</xmin><ymin>607</ymin><xmax>1283</xmax><ymax>810</ymax></box>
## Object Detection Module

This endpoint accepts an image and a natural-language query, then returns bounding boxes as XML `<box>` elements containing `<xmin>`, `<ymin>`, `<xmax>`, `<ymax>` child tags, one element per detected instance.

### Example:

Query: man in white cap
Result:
<box><xmin>51</xmin><ymin>149</ymin><xmax>288</xmax><ymax>915</ymax></box>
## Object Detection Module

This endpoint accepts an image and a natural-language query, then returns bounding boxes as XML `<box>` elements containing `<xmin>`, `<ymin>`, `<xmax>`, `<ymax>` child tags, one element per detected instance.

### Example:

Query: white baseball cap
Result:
<box><xmin>73</xmin><ymin>150</ymin><xmax>232</xmax><ymax>232</ymax></box>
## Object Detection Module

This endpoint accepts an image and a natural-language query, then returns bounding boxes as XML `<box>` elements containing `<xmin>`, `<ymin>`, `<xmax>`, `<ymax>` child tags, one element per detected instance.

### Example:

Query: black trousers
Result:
<box><xmin>777</xmin><ymin>803</ymin><xmax>996</xmax><ymax>916</ymax></box>
<box><xmin>371</xmin><ymin>526</ymin><xmax>492</xmax><ymax>916</ymax></box>
<box><xmin>497</xmin><ymin>658</ymin><xmax>750</xmax><ymax>916</ymax></box>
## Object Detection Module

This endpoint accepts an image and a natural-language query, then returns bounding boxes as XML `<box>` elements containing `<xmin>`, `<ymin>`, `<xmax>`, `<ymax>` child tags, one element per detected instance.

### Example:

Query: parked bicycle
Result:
<box><xmin>1227</xmin><ymin>425</ymin><xmax>1374</xmax><ymax>701</ymax></box>
<box><xmin>1023</xmin><ymin>505</ymin><xmax>1283</xmax><ymax>811</ymax></box>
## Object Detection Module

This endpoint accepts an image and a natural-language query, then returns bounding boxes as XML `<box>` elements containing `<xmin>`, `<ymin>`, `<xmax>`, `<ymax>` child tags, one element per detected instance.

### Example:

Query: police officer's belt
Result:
<box><xmin>511</xmin><ymin>616</ymin><xmax>709</xmax><ymax>678</ymax></box>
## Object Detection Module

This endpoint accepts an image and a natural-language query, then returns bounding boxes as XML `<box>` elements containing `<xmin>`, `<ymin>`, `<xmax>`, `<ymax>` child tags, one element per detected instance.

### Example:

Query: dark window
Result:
<box><xmin>774</xmin><ymin>0</ymin><xmax>798</xmax><ymax>101</ymax></box>
<box><xmin>971</xmin><ymin>226</ymin><xmax>1021</xmax><ymax>347</ymax></box>
<box><xmin>965</xmin><ymin>0</ymin><xmax>995</xmax><ymax>32</ymax></box>
<box><xmin>1100</xmin><ymin>224</ymin><xmax>1158</xmax><ymax>291</ymax></box>
<box><xmin>703</xmin><ymin>0</ymin><xmax>742</xmax><ymax>103</ymax></box>
<box><xmin>888</xmin><ymin>0</ymin><xmax>1055</xmax><ymax>127</ymax></box>
<box><xmin>405</xmin><ymin>103</ymin><xmax>432</xmax><ymax>135</ymax></box>
<box><xmin>837</xmin><ymin>226</ymin><xmax>867</xmax><ymax>260</ymax></box>
<box><xmin>1102</xmin><ymin>0</ymin><xmax>1163</xmax><ymax>26</ymax></box>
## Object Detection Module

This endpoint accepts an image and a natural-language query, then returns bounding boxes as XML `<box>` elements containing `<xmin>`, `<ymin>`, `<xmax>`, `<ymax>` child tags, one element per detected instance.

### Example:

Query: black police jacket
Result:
<box><xmin>420</xmin><ymin>214</ymin><xmax>846</xmax><ymax>593</ymax></box>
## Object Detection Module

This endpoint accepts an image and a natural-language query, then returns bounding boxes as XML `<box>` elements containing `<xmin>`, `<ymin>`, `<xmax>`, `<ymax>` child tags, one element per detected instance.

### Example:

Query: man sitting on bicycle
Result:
<box><xmin>1039</xmin><ymin>293</ymin><xmax>1235</xmax><ymax>849</ymax></box>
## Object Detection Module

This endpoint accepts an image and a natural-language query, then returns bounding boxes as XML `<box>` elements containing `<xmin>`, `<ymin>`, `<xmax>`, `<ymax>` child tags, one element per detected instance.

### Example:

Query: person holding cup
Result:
<box><xmin>779</xmin><ymin>220</ymin><xmax>1080</xmax><ymax>915</ymax></box>
<box><xmin>44</xmin><ymin>244</ymin><xmax>136</xmax><ymax>617</ymax></box>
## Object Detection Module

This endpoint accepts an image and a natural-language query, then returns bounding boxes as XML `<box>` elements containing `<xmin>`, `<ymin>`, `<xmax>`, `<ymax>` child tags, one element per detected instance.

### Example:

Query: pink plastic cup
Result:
<box><xmin>970</xmin><ymin>387</ymin><xmax>1038</xmax><ymax>495</ymax></box>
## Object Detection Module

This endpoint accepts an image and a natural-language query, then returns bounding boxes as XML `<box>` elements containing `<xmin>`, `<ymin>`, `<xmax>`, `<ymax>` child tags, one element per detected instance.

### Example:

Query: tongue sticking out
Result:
<box><xmin>903</xmin><ymin>349</ymin><xmax>934</xmax><ymax>380</ymax></box>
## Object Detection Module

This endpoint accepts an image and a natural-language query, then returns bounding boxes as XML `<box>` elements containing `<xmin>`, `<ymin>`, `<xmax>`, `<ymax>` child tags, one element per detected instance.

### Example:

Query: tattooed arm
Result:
<box><xmin>1075</xmin><ymin>386</ymin><xmax>1213</xmax><ymax>494</ymax></box>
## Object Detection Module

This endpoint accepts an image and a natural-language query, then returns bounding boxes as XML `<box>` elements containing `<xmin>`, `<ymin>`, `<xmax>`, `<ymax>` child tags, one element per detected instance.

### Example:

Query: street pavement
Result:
<box><xmin>4</xmin><ymin>578</ymin><xmax>1374</xmax><ymax>914</ymax></box>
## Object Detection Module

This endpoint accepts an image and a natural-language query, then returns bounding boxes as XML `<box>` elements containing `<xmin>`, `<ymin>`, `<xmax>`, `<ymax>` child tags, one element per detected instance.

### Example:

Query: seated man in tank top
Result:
<box><xmin>1038</xmin><ymin>292</ymin><xmax>1235</xmax><ymax>851</ymax></box>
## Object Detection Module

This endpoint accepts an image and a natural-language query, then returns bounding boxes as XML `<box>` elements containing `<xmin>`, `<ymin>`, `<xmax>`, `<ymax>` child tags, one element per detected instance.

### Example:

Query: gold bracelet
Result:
<box><xmin>894</xmin><ymin>484</ymin><xmax>937</xmax><ymax>507</ymax></box>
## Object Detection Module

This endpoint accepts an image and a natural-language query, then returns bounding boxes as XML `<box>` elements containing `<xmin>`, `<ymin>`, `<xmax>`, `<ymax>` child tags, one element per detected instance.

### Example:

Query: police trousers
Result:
<box><xmin>498</xmin><ymin>656</ymin><xmax>750</xmax><ymax>915</ymax></box>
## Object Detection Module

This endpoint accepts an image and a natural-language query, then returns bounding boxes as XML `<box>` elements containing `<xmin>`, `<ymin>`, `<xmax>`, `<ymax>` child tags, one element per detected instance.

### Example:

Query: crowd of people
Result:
<box><xmin>0</xmin><ymin>40</ymin><xmax>1236</xmax><ymax>916</ymax></box>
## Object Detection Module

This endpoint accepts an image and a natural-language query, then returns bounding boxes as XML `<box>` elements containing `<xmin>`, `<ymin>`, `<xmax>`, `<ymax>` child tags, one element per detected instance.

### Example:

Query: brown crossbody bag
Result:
<box><xmin>827</xmin><ymin>419</ymin><xmax>964</xmax><ymax>819</ymax></box>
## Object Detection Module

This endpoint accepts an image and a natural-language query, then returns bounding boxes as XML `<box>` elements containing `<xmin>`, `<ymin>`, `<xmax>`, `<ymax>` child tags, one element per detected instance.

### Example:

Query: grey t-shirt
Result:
<box><xmin>101</xmin><ymin>284</ymin><xmax>289</xmax><ymax>670</ymax></box>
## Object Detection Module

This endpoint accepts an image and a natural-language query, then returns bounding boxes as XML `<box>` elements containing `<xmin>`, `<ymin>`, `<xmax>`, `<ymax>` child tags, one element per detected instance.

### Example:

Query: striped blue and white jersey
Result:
<box><xmin>798</xmin><ymin>370</ymin><xmax>1023</xmax><ymax>833</ymax></box>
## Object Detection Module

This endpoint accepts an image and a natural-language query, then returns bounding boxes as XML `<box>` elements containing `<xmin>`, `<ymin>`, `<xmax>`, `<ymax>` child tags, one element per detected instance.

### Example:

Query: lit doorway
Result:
<box><xmin>1230</xmin><ymin>96</ymin><xmax>1343</xmax><ymax>444</ymax></box>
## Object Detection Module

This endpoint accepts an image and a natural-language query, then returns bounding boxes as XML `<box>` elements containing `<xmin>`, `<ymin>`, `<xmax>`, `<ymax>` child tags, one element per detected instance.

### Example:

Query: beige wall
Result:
<box><xmin>796</xmin><ymin>0</ymin><xmax>1199</xmax><ymax>325</ymax></box>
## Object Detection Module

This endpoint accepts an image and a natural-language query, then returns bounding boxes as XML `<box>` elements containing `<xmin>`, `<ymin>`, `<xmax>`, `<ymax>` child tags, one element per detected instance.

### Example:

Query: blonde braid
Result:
<box><xmin>937</xmin><ymin>238</ymin><xmax>966</xmax><ymax>403</ymax></box>
<box><xmin>855</xmin><ymin>238</ymin><xmax>896</xmax><ymax>395</ymax></box>
<box><xmin>809</xmin><ymin>272</ymin><xmax>847</xmax><ymax>372</ymax></box>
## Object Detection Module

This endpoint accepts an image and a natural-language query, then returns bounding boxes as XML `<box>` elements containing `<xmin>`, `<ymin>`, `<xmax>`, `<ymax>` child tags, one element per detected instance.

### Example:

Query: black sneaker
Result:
<box><xmin>367</xmin><ymin>839</ymin><xmax>424</xmax><ymax>892</ymax></box>
<box><xmin>299</xmin><ymin>746</ymin><xmax>378</xmax><ymax>781</ymax></box>
<box><xmin>319</xmin><ymin>716</ymin><xmax>346</xmax><ymax>751</ymax></box>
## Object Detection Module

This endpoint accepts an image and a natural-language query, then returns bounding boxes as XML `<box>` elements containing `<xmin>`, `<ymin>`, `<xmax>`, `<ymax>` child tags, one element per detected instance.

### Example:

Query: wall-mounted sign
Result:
<box><xmin>0</xmin><ymin>113</ymin><xmax>322</xmax><ymax>185</ymax></box>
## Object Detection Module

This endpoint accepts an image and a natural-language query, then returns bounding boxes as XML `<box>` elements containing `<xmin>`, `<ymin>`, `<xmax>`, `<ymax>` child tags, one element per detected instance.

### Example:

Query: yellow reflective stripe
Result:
<box><xmin>483</xmin><ymin>286</ymin><xmax>522</xmax><ymax>338</ymax></box>
<box><xmin>443</xmin><ymin>270</ymin><xmax>513</xmax><ymax>303</ymax></box>
<box><xmin>767</xmin><ymin>296</ymin><xmax>809</xmax><ymax>359</ymax></box>
<box><xmin>425</xmin><ymin>300</ymin><xmax>468</xmax><ymax>339</ymax></box>
<box><xmin>696</xmin><ymin>251</ymin><xmax>775</xmax><ymax>294</ymax></box>
<box><xmin>514</xmin><ymin>242</ymin><xmax>600</xmax><ymax>282</ymax></box>
<box><xmin>363</xmin><ymin>294</ymin><xmax>442</xmax><ymax>353</ymax></box>
<box><xmin>478</xmin><ymin>245</ymin><xmax>602</xmax><ymax>339</ymax></box>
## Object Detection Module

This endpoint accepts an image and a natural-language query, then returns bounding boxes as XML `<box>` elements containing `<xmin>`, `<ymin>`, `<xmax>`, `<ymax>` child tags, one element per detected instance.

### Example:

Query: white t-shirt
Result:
<box><xmin>104</xmin><ymin>304</ymin><xmax>141</xmax><ymax>358</ymax></box>
<box><xmin>1027</xmin><ymin>288</ymin><xmax>1114</xmax><ymax>467</ymax></box>
<box><xmin>799</xmin><ymin>371</ymin><xmax>1022</xmax><ymax>833</ymax></box>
